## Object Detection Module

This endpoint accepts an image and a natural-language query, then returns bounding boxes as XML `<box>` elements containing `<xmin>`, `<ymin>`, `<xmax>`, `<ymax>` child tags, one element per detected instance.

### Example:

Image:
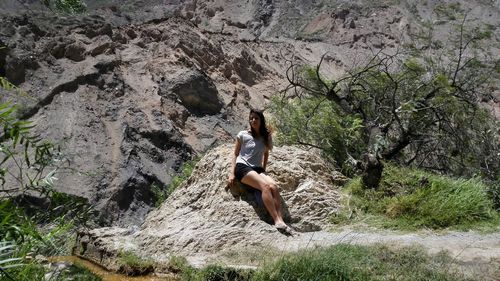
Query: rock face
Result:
<box><xmin>0</xmin><ymin>14</ymin><xmax>285</xmax><ymax>226</ymax></box>
<box><xmin>75</xmin><ymin>144</ymin><xmax>345</xmax><ymax>269</ymax></box>
<box><xmin>0</xmin><ymin>0</ymin><xmax>498</xmax><ymax>226</ymax></box>
<box><xmin>160</xmin><ymin>68</ymin><xmax>223</xmax><ymax>116</ymax></box>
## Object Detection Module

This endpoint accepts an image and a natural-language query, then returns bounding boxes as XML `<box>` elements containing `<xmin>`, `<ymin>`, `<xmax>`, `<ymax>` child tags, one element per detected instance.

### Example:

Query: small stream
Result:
<box><xmin>49</xmin><ymin>256</ymin><xmax>178</xmax><ymax>281</ymax></box>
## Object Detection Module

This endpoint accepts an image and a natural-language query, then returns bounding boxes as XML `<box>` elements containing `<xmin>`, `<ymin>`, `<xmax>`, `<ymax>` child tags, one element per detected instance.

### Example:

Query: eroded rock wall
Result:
<box><xmin>0</xmin><ymin>12</ymin><xmax>292</xmax><ymax>226</ymax></box>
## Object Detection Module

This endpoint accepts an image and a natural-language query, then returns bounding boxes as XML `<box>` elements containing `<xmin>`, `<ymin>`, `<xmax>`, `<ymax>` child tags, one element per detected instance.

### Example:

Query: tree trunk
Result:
<box><xmin>361</xmin><ymin>153</ymin><xmax>383</xmax><ymax>189</ymax></box>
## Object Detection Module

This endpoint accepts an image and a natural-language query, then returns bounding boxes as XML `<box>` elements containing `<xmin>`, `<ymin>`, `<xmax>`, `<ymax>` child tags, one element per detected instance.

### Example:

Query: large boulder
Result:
<box><xmin>159</xmin><ymin>67</ymin><xmax>223</xmax><ymax>116</ymax></box>
<box><xmin>75</xmin><ymin>143</ymin><xmax>345</xmax><ymax>269</ymax></box>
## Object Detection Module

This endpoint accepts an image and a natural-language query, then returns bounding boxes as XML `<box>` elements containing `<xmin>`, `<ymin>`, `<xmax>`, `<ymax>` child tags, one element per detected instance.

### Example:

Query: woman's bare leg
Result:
<box><xmin>260</xmin><ymin>174</ymin><xmax>283</xmax><ymax>221</ymax></box>
<box><xmin>241</xmin><ymin>171</ymin><xmax>285</xmax><ymax>225</ymax></box>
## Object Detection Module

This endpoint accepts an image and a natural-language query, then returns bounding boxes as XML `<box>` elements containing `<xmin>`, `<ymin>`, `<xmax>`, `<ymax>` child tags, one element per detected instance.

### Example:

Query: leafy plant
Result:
<box><xmin>0</xmin><ymin>76</ymin><xmax>95</xmax><ymax>280</ymax></box>
<box><xmin>0</xmin><ymin>77</ymin><xmax>23</xmax><ymax>97</ymax></box>
<box><xmin>0</xmin><ymin>241</ymin><xmax>23</xmax><ymax>281</ymax></box>
<box><xmin>40</xmin><ymin>0</ymin><xmax>87</xmax><ymax>14</ymax></box>
<box><xmin>152</xmin><ymin>157</ymin><xmax>200</xmax><ymax>207</ymax></box>
<box><xmin>0</xmin><ymin>101</ymin><xmax>62</xmax><ymax>199</ymax></box>
<box><xmin>269</xmin><ymin>94</ymin><xmax>364</xmax><ymax>175</ymax></box>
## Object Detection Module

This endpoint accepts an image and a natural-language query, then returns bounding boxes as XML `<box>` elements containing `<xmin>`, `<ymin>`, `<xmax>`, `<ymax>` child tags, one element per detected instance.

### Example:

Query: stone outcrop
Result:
<box><xmin>159</xmin><ymin>67</ymin><xmax>223</xmax><ymax>116</ymax></box>
<box><xmin>75</xmin><ymin>143</ymin><xmax>346</xmax><ymax>269</ymax></box>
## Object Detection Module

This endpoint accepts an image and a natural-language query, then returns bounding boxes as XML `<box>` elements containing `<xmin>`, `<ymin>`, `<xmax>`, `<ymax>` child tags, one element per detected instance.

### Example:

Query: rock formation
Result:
<box><xmin>75</xmin><ymin>143</ymin><xmax>347</xmax><ymax>270</ymax></box>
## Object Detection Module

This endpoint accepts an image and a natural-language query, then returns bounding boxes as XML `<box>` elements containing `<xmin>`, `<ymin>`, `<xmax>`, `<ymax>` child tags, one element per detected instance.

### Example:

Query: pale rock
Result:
<box><xmin>75</xmin><ymin>144</ymin><xmax>342</xmax><ymax>269</ymax></box>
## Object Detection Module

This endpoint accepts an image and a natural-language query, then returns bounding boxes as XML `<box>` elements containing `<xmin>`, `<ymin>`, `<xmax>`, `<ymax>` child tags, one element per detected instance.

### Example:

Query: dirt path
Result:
<box><xmin>189</xmin><ymin>228</ymin><xmax>499</xmax><ymax>280</ymax></box>
<box><xmin>279</xmin><ymin>229</ymin><xmax>500</xmax><ymax>261</ymax></box>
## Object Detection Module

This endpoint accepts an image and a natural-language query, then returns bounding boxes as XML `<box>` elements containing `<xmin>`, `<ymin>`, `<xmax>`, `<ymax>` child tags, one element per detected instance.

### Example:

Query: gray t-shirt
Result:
<box><xmin>236</xmin><ymin>130</ymin><xmax>266</xmax><ymax>168</ymax></box>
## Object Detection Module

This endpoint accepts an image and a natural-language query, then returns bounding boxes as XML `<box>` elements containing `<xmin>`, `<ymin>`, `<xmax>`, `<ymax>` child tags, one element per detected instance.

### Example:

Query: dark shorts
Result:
<box><xmin>235</xmin><ymin>163</ymin><xmax>265</xmax><ymax>181</ymax></box>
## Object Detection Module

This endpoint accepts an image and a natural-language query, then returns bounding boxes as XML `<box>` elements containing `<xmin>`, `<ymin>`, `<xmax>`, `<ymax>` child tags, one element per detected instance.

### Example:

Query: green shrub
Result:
<box><xmin>0</xmin><ymin>199</ymin><xmax>78</xmax><ymax>256</ymax></box>
<box><xmin>41</xmin><ymin>0</ymin><xmax>87</xmax><ymax>14</ymax></box>
<box><xmin>2</xmin><ymin>261</ymin><xmax>102</xmax><ymax>281</ymax></box>
<box><xmin>199</xmin><ymin>265</ymin><xmax>252</xmax><ymax>281</ymax></box>
<box><xmin>341</xmin><ymin>165</ymin><xmax>497</xmax><ymax>229</ymax></box>
<box><xmin>167</xmin><ymin>255</ymin><xmax>191</xmax><ymax>274</ymax></box>
<box><xmin>117</xmin><ymin>251</ymin><xmax>154</xmax><ymax>276</ymax></box>
<box><xmin>152</xmin><ymin>157</ymin><xmax>200</xmax><ymax>207</ymax></box>
<box><xmin>176</xmin><ymin>259</ymin><xmax>253</xmax><ymax>281</ymax></box>
<box><xmin>486</xmin><ymin>181</ymin><xmax>500</xmax><ymax>211</ymax></box>
<box><xmin>0</xmin><ymin>193</ymin><xmax>97</xmax><ymax>280</ymax></box>
<box><xmin>269</xmin><ymin>94</ymin><xmax>364</xmax><ymax>175</ymax></box>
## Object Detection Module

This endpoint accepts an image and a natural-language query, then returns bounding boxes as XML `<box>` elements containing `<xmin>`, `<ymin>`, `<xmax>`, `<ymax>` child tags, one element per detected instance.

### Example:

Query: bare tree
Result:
<box><xmin>277</xmin><ymin>17</ymin><xmax>499</xmax><ymax>188</ymax></box>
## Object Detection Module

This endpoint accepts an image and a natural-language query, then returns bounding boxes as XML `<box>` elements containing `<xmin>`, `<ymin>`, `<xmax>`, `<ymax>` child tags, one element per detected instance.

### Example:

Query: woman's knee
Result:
<box><xmin>263</xmin><ymin>182</ymin><xmax>277</xmax><ymax>193</ymax></box>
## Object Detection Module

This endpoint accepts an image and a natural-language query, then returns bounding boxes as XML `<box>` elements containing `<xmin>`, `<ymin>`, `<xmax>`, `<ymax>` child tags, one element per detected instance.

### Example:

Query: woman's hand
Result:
<box><xmin>226</xmin><ymin>174</ymin><xmax>235</xmax><ymax>190</ymax></box>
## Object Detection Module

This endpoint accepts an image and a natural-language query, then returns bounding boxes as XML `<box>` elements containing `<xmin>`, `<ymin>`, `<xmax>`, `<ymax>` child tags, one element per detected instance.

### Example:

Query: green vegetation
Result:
<box><xmin>2</xmin><ymin>261</ymin><xmax>101</xmax><ymax>281</ymax></box>
<box><xmin>173</xmin><ymin>244</ymin><xmax>476</xmax><ymax>281</ymax></box>
<box><xmin>117</xmin><ymin>251</ymin><xmax>154</xmax><ymax>276</ymax></box>
<box><xmin>253</xmin><ymin>244</ymin><xmax>473</xmax><ymax>281</ymax></box>
<box><xmin>269</xmin><ymin>94</ymin><xmax>364</xmax><ymax>176</ymax></box>
<box><xmin>1</xmin><ymin>78</ymin><xmax>96</xmax><ymax>280</ymax></box>
<box><xmin>166</xmin><ymin>255</ymin><xmax>252</xmax><ymax>281</ymax></box>
<box><xmin>331</xmin><ymin>165</ymin><xmax>499</xmax><ymax>230</ymax></box>
<box><xmin>0</xmin><ymin>198</ymin><xmax>99</xmax><ymax>280</ymax></box>
<box><xmin>186</xmin><ymin>265</ymin><xmax>252</xmax><ymax>281</ymax></box>
<box><xmin>272</xmin><ymin>20</ymin><xmax>500</xmax><ymax>230</ymax></box>
<box><xmin>151</xmin><ymin>157</ymin><xmax>200</xmax><ymax>207</ymax></box>
<box><xmin>273</xmin><ymin>12</ymin><xmax>500</xmax><ymax>189</ymax></box>
<box><xmin>41</xmin><ymin>0</ymin><xmax>87</xmax><ymax>14</ymax></box>
<box><xmin>0</xmin><ymin>100</ymin><xmax>61</xmax><ymax>198</ymax></box>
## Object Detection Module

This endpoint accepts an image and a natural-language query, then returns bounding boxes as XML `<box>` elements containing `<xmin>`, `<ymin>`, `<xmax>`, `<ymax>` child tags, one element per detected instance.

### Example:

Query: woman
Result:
<box><xmin>227</xmin><ymin>109</ymin><xmax>291</xmax><ymax>234</ymax></box>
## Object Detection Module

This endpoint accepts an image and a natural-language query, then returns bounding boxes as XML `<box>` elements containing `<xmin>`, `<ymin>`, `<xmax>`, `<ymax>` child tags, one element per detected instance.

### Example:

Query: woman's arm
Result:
<box><xmin>228</xmin><ymin>138</ymin><xmax>241</xmax><ymax>187</ymax></box>
<box><xmin>231</xmin><ymin>139</ymin><xmax>241</xmax><ymax>175</ymax></box>
<box><xmin>263</xmin><ymin>150</ymin><xmax>269</xmax><ymax>171</ymax></box>
<box><xmin>262</xmin><ymin>135</ymin><xmax>272</xmax><ymax>171</ymax></box>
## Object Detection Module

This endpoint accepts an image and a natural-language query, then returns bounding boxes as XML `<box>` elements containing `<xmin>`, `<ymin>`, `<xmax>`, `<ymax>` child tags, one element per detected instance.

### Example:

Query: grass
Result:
<box><xmin>0</xmin><ymin>197</ymin><xmax>97</xmax><ymax>280</ymax></box>
<box><xmin>253</xmin><ymin>244</ymin><xmax>475</xmax><ymax>281</ymax></box>
<box><xmin>173</xmin><ymin>244</ymin><xmax>478</xmax><ymax>281</ymax></box>
<box><xmin>152</xmin><ymin>157</ymin><xmax>200</xmax><ymax>207</ymax></box>
<box><xmin>331</xmin><ymin>165</ymin><xmax>499</xmax><ymax>231</ymax></box>
<box><xmin>165</xmin><ymin>255</ymin><xmax>253</xmax><ymax>281</ymax></box>
<box><xmin>2</xmin><ymin>261</ymin><xmax>102</xmax><ymax>281</ymax></box>
<box><xmin>117</xmin><ymin>250</ymin><xmax>154</xmax><ymax>276</ymax></box>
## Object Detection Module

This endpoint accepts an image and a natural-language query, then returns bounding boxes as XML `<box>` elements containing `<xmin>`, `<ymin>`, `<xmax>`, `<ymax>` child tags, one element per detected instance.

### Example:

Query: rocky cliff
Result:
<box><xmin>0</xmin><ymin>0</ymin><xmax>498</xmax><ymax>226</ymax></box>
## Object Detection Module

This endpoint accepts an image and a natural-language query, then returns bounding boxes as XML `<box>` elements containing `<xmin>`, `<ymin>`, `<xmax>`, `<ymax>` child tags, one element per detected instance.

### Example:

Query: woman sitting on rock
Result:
<box><xmin>227</xmin><ymin>109</ymin><xmax>291</xmax><ymax>234</ymax></box>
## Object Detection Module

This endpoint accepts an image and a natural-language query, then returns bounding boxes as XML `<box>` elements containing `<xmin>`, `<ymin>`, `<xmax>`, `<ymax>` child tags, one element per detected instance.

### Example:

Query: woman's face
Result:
<box><xmin>249</xmin><ymin>112</ymin><xmax>261</xmax><ymax>131</ymax></box>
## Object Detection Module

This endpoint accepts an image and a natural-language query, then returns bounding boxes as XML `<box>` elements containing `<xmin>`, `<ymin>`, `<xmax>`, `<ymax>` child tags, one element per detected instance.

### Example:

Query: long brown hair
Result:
<box><xmin>250</xmin><ymin>108</ymin><xmax>272</xmax><ymax>149</ymax></box>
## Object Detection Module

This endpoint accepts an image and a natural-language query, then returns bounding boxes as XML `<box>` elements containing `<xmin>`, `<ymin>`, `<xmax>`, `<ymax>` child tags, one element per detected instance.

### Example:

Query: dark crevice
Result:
<box><xmin>20</xmin><ymin>60</ymin><xmax>121</xmax><ymax>120</ymax></box>
<box><xmin>113</xmin><ymin>173</ymin><xmax>157</xmax><ymax>211</ymax></box>
<box><xmin>140</xmin><ymin>129</ymin><xmax>191</xmax><ymax>153</ymax></box>
<box><xmin>20</xmin><ymin>72</ymin><xmax>101</xmax><ymax>119</ymax></box>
